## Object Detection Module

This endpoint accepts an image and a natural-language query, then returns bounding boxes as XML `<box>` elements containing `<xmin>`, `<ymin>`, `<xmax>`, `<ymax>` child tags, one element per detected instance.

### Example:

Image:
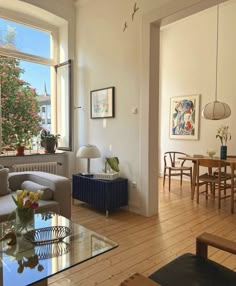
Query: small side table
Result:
<box><xmin>72</xmin><ymin>174</ymin><xmax>128</xmax><ymax>216</ymax></box>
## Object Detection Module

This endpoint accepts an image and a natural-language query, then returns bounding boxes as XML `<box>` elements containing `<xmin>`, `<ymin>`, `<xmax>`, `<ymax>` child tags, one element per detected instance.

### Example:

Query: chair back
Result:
<box><xmin>230</xmin><ymin>162</ymin><xmax>236</xmax><ymax>176</ymax></box>
<box><xmin>197</xmin><ymin>158</ymin><xmax>227</xmax><ymax>179</ymax></box>
<box><xmin>197</xmin><ymin>158</ymin><xmax>222</xmax><ymax>168</ymax></box>
<box><xmin>164</xmin><ymin>151</ymin><xmax>188</xmax><ymax>168</ymax></box>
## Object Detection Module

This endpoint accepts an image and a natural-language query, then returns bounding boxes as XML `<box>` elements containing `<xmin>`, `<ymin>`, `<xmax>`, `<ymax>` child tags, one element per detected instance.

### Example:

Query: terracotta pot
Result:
<box><xmin>16</xmin><ymin>145</ymin><xmax>25</xmax><ymax>156</ymax></box>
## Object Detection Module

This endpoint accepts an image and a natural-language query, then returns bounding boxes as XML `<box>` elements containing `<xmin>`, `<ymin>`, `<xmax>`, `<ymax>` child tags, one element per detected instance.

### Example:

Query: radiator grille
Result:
<box><xmin>12</xmin><ymin>162</ymin><xmax>58</xmax><ymax>174</ymax></box>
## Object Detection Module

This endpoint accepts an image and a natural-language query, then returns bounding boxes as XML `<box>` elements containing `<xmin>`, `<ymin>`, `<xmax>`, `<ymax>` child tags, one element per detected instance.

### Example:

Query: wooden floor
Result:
<box><xmin>49</xmin><ymin>178</ymin><xmax>236</xmax><ymax>286</ymax></box>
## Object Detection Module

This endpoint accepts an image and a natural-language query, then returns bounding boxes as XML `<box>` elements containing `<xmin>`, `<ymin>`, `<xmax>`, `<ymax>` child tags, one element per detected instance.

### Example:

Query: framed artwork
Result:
<box><xmin>90</xmin><ymin>86</ymin><xmax>115</xmax><ymax>119</ymax></box>
<box><xmin>169</xmin><ymin>94</ymin><xmax>200</xmax><ymax>140</ymax></box>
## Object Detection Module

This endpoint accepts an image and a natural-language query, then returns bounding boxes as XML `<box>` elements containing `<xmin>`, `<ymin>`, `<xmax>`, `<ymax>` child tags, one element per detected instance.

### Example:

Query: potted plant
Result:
<box><xmin>40</xmin><ymin>129</ymin><xmax>60</xmax><ymax>154</ymax></box>
<box><xmin>14</xmin><ymin>132</ymin><xmax>32</xmax><ymax>156</ymax></box>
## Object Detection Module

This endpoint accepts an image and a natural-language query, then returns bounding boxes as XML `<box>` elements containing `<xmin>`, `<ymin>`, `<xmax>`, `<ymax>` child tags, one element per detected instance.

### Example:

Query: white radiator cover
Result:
<box><xmin>12</xmin><ymin>162</ymin><xmax>58</xmax><ymax>174</ymax></box>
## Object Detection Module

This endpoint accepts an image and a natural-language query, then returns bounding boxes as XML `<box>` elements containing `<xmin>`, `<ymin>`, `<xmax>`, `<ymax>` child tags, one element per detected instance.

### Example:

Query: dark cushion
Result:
<box><xmin>149</xmin><ymin>253</ymin><xmax>236</xmax><ymax>286</ymax></box>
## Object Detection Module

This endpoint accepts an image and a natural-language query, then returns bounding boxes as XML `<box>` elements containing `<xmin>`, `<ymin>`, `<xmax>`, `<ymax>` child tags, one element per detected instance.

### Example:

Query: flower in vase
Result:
<box><xmin>12</xmin><ymin>190</ymin><xmax>43</xmax><ymax>233</ymax></box>
<box><xmin>12</xmin><ymin>189</ymin><xmax>43</xmax><ymax>210</ymax></box>
<box><xmin>216</xmin><ymin>125</ymin><xmax>231</xmax><ymax>146</ymax></box>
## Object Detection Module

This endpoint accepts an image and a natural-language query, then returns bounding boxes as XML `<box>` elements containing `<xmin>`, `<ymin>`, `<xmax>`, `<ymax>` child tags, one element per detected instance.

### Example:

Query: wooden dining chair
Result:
<box><xmin>230</xmin><ymin>162</ymin><xmax>236</xmax><ymax>213</ymax></box>
<box><xmin>163</xmin><ymin>151</ymin><xmax>192</xmax><ymax>192</ymax></box>
<box><xmin>196</xmin><ymin>158</ymin><xmax>230</xmax><ymax>209</ymax></box>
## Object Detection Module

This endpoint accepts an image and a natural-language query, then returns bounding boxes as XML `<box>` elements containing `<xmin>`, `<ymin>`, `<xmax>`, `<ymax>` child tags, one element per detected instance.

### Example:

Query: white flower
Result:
<box><xmin>16</xmin><ymin>190</ymin><xmax>23</xmax><ymax>196</ymax></box>
<box><xmin>216</xmin><ymin>126</ymin><xmax>231</xmax><ymax>146</ymax></box>
<box><xmin>37</xmin><ymin>190</ymin><xmax>44</xmax><ymax>197</ymax></box>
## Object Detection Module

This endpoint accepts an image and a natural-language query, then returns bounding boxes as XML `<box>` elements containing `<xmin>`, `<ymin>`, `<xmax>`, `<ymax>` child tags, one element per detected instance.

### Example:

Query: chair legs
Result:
<box><xmin>180</xmin><ymin>170</ymin><xmax>183</xmax><ymax>186</ymax></box>
<box><xmin>231</xmin><ymin>189</ymin><xmax>234</xmax><ymax>214</ymax></box>
<box><xmin>168</xmin><ymin>169</ymin><xmax>171</xmax><ymax>192</ymax></box>
<box><xmin>163</xmin><ymin>170</ymin><xmax>166</xmax><ymax>187</ymax></box>
<box><xmin>163</xmin><ymin>168</ymin><xmax>192</xmax><ymax>193</ymax></box>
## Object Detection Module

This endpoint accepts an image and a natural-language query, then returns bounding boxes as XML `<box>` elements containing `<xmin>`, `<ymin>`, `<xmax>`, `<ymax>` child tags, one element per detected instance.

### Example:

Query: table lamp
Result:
<box><xmin>76</xmin><ymin>144</ymin><xmax>101</xmax><ymax>174</ymax></box>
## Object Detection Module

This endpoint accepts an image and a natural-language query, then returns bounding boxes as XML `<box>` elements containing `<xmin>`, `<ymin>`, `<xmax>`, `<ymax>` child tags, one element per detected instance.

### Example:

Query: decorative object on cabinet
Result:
<box><xmin>76</xmin><ymin>145</ymin><xmax>101</xmax><ymax>174</ymax></box>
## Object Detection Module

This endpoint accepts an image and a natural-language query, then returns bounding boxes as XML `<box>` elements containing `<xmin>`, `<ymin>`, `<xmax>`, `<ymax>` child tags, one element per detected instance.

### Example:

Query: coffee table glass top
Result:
<box><xmin>0</xmin><ymin>212</ymin><xmax>118</xmax><ymax>286</ymax></box>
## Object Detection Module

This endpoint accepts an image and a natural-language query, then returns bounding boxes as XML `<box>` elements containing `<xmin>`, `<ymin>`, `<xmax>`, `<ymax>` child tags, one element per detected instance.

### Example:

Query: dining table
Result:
<box><xmin>178</xmin><ymin>155</ymin><xmax>236</xmax><ymax>200</ymax></box>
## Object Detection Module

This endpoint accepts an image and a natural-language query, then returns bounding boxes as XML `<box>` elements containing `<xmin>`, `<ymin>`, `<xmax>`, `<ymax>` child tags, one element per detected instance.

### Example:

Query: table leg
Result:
<box><xmin>191</xmin><ymin>161</ymin><xmax>197</xmax><ymax>200</ymax></box>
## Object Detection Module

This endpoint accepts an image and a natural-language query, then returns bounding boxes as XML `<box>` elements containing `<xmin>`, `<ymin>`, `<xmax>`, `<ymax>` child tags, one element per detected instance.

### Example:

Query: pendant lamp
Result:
<box><xmin>201</xmin><ymin>5</ymin><xmax>231</xmax><ymax>120</ymax></box>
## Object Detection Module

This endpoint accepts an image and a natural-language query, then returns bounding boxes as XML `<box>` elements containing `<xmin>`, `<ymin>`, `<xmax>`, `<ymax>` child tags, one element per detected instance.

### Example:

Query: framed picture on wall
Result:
<box><xmin>90</xmin><ymin>86</ymin><xmax>115</xmax><ymax>119</ymax></box>
<box><xmin>169</xmin><ymin>94</ymin><xmax>200</xmax><ymax>140</ymax></box>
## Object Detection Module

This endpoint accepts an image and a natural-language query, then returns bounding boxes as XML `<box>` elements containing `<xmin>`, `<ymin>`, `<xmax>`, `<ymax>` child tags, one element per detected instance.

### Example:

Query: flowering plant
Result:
<box><xmin>12</xmin><ymin>190</ymin><xmax>43</xmax><ymax>210</ymax></box>
<box><xmin>12</xmin><ymin>190</ymin><xmax>43</xmax><ymax>233</ymax></box>
<box><xmin>216</xmin><ymin>126</ymin><xmax>231</xmax><ymax>146</ymax></box>
<box><xmin>14</xmin><ymin>132</ymin><xmax>32</xmax><ymax>147</ymax></box>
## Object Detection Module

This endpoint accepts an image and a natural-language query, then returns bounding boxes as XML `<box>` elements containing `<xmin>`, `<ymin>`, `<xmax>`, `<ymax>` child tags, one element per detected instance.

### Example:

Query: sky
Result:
<box><xmin>0</xmin><ymin>17</ymin><xmax>51</xmax><ymax>95</ymax></box>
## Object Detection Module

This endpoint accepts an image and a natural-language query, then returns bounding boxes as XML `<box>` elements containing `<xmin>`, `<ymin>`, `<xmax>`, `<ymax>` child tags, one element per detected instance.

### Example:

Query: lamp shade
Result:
<box><xmin>201</xmin><ymin>101</ymin><xmax>231</xmax><ymax>120</ymax></box>
<box><xmin>76</xmin><ymin>145</ymin><xmax>101</xmax><ymax>159</ymax></box>
<box><xmin>201</xmin><ymin>5</ymin><xmax>231</xmax><ymax>121</ymax></box>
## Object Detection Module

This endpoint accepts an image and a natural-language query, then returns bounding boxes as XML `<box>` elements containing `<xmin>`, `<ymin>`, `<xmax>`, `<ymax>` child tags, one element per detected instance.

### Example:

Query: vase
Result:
<box><xmin>220</xmin><ymin>145</ymin><xmax>227</xmax><ymax>160</ymax></box>
<box><xmin>15</xmin><ymin>207</ymin><xmax>34</xmax><ymax>235</ymax></box>
<box><xmin>16</xmin><ymin>145</ymin><xmax>25</xmax><ymax>156</ymax></box>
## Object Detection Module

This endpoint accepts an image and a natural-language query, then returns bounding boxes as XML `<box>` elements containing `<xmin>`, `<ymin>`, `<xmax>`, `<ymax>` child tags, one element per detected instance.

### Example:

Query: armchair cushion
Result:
<box><xmin>0</xmin><ymin>165</ymin><xmax>10</xmax><ymax>196</ymax></box>
<box><xmin>21</xmin><ymin>180</ymin><xmax>53</xmax><ymax>200</ymax></box>
<box><xmin>149</xmin><ymin>253</ymin><xmax>236</xmax><ymax>286</ymax></box>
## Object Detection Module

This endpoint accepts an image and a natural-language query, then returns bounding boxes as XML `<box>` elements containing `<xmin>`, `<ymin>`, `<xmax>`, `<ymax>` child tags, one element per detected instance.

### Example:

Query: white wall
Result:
<box><xmin>75</xmin><ymin>0</ymin><xmax>231</xmax><ymax>216</ymax></box>
<box><xmin>159</xmin><ymin>1</ymin><xmax>236</xmax><ymax>174</ymax></box>
<box><xmin>75</xmin><ymin>0</ymin><xmax>173</xmax><ymax>213</ymax></box>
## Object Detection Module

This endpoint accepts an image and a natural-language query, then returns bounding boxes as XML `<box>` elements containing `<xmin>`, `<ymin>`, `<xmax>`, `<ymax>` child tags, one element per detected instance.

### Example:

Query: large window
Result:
<box><xmin>0</xmin><ymin>15</ymin><xmax>72</xmax><ymax>153</ymax></box>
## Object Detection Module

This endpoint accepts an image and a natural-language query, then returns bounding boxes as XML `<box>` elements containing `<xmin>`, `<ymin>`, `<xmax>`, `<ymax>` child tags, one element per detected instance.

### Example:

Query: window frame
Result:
<box><xmin>55</xmin><ymin>59</ymin><xmax>72</xmax><ymax>152</ymax></box>
<box><xmin>0</xmin><ymin>11</ymin><xmax>72</xmax><ymax>153</ymax></box>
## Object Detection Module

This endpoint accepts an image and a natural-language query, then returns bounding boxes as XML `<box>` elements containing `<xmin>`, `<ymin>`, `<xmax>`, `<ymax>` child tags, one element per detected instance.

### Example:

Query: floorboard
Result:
<box><xmin>48</xmin><ymin>178</ymin><xmax>236</xmax><ymax>286</ymax></box>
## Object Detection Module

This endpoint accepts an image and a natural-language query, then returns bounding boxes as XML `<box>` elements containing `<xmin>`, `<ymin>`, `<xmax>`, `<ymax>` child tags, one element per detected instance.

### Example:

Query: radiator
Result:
<box><xmin>12</xmin><ymin>162</ymin><xmax>58</xmax><ymax>174</ymax></box>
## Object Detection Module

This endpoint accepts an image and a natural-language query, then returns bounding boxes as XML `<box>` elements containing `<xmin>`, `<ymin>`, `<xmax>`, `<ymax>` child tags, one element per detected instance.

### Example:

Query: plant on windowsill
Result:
<box><xmin>14</xmin><ymin>132</ymin><xmax>33</xmax><ymax>156</ymax></box>
<box><xmin>40</xmin><ymin>128</ymin><xmax>60</xmax><ymax>154</ymax></box>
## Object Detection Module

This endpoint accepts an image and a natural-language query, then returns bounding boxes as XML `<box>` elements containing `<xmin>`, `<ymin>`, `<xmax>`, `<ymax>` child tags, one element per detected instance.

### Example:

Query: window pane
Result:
<box><xmin>0</xmin><ymin>18</ymin><xmax>51</xmax><ymax>59</ymax></box>
<box><xmin>19</xmin><ymin>60</ymin><xmax>52</xmax><ymax>132</ymax></box>
<box><xmin>56</xmin><ymin>60</ymin><xmax>72</xmax><ymax>151</ymax></box>
<box><xmin>0</xmin><ymin>56</ymin><xmax>52</xmax><ymax>150</ymax></box>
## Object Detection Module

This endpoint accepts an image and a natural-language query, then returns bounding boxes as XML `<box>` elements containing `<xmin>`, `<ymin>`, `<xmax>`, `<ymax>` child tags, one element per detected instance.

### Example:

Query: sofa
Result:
<box><xmin>0</xmin><ymin>169</ymin><xmax>71</xmax><ymax>223</ymax></box>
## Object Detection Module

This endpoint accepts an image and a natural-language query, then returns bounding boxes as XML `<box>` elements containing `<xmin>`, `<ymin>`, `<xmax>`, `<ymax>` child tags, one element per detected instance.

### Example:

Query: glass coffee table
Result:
<box><xmin>0</xmin><ymin>212</ymin><xmax>118</xmax><ymax>286</ymax></box>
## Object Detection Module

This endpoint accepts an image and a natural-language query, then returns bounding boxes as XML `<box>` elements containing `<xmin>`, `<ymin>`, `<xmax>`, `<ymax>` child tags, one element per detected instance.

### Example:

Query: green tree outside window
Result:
<box><xmin>0</xmin><ymin>26</ymin><xmax>42</xmax><ymax>150</ymax></box>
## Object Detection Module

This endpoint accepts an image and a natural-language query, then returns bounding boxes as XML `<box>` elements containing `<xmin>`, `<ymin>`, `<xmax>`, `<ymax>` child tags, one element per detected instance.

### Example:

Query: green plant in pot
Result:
<box><xmin>40</xmin><ymin>129</ymin><xmax>60</xmax><ymax>154</ymax></box>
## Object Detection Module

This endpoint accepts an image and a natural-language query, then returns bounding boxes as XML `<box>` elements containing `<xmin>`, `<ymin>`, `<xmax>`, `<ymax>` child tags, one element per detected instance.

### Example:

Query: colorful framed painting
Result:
<box><xmin>90</xmin><ymin>86</ymin><xmax>115</xmax><ymax>119</ymax></box>
<box><xmin>169</xmin><ymin>94</ymin><xmax>200</xmax><ymax>140</ymax></box>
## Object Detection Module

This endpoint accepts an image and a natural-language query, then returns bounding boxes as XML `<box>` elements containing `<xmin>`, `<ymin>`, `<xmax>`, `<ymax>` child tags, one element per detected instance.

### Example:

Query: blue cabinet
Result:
<box><xmin>72</xmin><ymin>174</ymin><xmax>128</xmax><ymax>216</ymax></box>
